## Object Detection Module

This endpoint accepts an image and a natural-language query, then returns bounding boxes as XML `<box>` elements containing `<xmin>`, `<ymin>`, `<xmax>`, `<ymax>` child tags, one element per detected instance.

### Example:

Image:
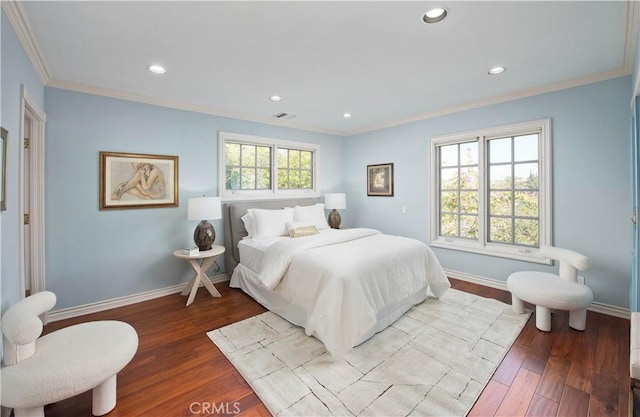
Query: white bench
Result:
<box><xmin>0</xmin><ymin>292</ymin><xmax>138</xmax><ymax>417</ymax></box>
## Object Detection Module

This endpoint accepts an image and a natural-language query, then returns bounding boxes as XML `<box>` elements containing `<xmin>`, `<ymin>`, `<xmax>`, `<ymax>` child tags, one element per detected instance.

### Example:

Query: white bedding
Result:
<box><xmin>237</xmin><ymin>228</ymin><xmax>339</xmax><ymax>274</ymax></box>
<box><xmin>230</xmin><ymin>228</ymin><xmax>450</xmax><ymax>359</ymax></box>
<box><xmin>238</xmin><ymin>236</ymin><xmax>287</xmax><ymax>273</ymax></box>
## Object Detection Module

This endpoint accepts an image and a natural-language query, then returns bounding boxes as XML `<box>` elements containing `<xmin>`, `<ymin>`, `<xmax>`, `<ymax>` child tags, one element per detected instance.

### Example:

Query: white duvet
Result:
<box><xmin>253</xmin><ymin>228</ymin><xmax>450</xmax><ymax>359</ymax></box>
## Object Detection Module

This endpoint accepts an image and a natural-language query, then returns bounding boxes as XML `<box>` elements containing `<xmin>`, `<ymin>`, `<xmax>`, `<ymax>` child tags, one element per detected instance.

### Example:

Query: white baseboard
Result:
<box><xmin>46</xmin><ymin>274</ymin><xmax>230</xmax><ymax>322</ymax></box>
<box><xmin>45</xmin><ymin>270</ymin><xmax>630</xmax><ymax>322</ymax></box>
<box><xmin>445</xmin><ymin>268</ymin><xmax>631</xmax><ymax>320</ymax></box>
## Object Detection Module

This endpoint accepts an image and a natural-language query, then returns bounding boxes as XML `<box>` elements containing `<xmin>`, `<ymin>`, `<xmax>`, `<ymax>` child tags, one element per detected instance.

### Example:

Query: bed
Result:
<box><xmin>223</xmin><ymin>198</ymin><xmax>450</xmax><ymax>359</ymax></box>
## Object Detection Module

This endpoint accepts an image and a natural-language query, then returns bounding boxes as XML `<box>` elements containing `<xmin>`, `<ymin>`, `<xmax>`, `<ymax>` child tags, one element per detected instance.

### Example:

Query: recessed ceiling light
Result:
<box><xmin>148</xmin><ymin>64</ymin><xmax>167</xmax><ymax>75</ymax></box>
<box><xmin>488</xmin><ymin>66</ymin><xmax>506</xmax><ymax>75</ymax></box>
<box><xmin>269</xmin><ymin>95</ymin><xmax>282</xmax><ymax>102</ymax></box>
<box><xmin>343</xmin><ymin>113</ymin><xmax>352</xmax><ymax>119</ymax></box>
<box><xmin>423</xmin><ymin>8</ymin><xmax>447</xmax><ymax>24</ymax></box>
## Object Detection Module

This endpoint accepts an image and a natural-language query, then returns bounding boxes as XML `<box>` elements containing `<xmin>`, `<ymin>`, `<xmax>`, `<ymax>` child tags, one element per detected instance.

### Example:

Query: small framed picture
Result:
<box><xmin>100</xmin><ymin>151</ymin><xmax>179</xmax><ymax>210</ymax></box>
<box><xmin>367</xmin><ymin>163</ymin><xmax>394</xmax><ymax>197</ymax></box>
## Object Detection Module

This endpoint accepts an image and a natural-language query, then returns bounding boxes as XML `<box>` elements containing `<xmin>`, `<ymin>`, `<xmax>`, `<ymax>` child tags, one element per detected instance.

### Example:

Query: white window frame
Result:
<box><xmin>218</xmin><ymin>131</ymin><xmax>321</xmax><ymax>201</ymax></box>
<box><xmin>429</xmin><ymin>119</ymin><xmax>552</xmax><ymax>264</ymax></box>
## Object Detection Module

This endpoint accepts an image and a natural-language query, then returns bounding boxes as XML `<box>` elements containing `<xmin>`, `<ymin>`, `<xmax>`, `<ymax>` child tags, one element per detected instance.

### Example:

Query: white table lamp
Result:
<box><xmin>188</xmin><ymin>196</ymin><xmax>222</xmax><ymax>251</ymax></box>
<box><xmin>324</xmin><ymin>193</ymin><xmax>346</xmax><ymax>229</ymax></box>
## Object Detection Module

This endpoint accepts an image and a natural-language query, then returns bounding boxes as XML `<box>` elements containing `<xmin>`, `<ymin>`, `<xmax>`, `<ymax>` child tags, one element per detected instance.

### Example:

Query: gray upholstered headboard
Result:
<box><xmin>223</xmin><ymin>198</ymin><xmax>317</xmax><ymax>274</ymax></box>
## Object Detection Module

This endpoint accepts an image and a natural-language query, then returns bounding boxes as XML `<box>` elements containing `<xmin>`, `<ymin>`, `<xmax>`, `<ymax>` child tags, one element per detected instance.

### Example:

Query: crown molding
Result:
<box><xmin>45</xmin><ymin>79</ymin><xmax>345</xmax><ymax>137</ymax></box>
<box><xmin>1</xmin><ymin>0</ymin><xmax>339</xmax><ymax>136</ymax></box>
<box><xmin>345</xmin><ymin>67</ymin><xmax>631</xmax><ymax>137</ymax></box>
<box><xmin>9</xmin><ymin>0</ymin><xmax>634</xmax><ymax>137</ymax></box>
<box><xmin>349</xmin><ymin>3</ymin><xmax>638</xmax><ymax>136</ymax></box>
<box><xmin>624</xmin><ymin>0</ymin><xmax>640</xmax><ymax>73</ymax></box>
<box><xmin>47</xmin><ymin>66</ymin><xmax>630</xmax><ymax>140</ymax></box>
<box><xmin>1</xmin><ymin>0</ymin><xmax>51</xmax><ymax>84</ymax></box>
<box><xmin>628</xmin><ymin>0</ymin><xmax>640</xmax><ymax>101</ymax></box>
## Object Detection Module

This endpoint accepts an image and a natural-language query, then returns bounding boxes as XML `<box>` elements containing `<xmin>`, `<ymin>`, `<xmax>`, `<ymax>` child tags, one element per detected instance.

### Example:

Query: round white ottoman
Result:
<box><xmin>1</xmin><ymin>320</ymin><xmax>138</xmax><ymax>417</ymax></box>
<box><xmin>507</xmin><ymin>271</ymin><xmax>593</xmax><ymax>332</ymax></box>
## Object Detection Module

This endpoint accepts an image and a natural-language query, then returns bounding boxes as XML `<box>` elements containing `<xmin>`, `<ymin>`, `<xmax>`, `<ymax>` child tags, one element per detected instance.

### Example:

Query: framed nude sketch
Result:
<box><xmin>0</xmin><ymin>127</ymin><xmax>7</xmax><ymax>211</ymax></box>
<box><xmin>100</xmin><ymin>151</ymin><xmax>178</xmax><ymax>210</ymax></box>
<box><xmin>367</xmin><ymin>163</ymin><xmax>394</xmax><ymax>197</ymax></box>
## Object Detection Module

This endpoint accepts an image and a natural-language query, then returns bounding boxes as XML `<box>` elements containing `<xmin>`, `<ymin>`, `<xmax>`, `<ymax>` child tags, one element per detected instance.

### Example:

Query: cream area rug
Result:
<box><xmin>207</xmin><ymin>289</ymin><xmax>530</xmax><ymax>417</ymax></box>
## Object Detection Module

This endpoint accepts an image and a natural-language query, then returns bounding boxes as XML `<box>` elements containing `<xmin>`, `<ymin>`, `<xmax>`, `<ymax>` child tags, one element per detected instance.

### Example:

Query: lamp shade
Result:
<box><xmin>187</xmin><ymin>197</ymin><xmax>222</xmax><ymax>221</ymax></box>
<box><xmin>324</xmin><ymin>193</ymin><xmax>346</xmax><ymax>210</ymax></box>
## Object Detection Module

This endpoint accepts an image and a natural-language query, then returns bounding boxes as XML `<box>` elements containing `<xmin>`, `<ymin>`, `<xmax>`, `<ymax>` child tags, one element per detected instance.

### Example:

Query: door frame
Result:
<box><xmin>19</xmin><ymin>85</ymin><xmax>46</xmax><ymax>297</ymax></box>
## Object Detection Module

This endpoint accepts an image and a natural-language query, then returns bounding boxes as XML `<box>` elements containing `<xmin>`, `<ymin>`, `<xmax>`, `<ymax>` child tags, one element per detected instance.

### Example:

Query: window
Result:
<box><xmin>430</xmin><ymin>119</ymin><xmax>551</xmax><ymax>263</ymax></box>
<box><xmin>277</xmin><ymin>148</ymin><xmax>313</xmax><ymax>190</ymax></box>
<box><xmin>219</xmin><ymin>132</ymin><xmax>319</xmax><ymax>199</ymax></box>
<box><xmin>224</xmin><ymin>143</ymin><xmax>272</xmax><ymax>191</ymax></box>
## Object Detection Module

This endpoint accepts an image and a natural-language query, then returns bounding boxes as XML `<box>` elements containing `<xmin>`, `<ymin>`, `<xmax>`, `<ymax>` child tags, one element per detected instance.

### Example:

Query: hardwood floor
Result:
<box><xmin>40</xmin><ymin>278</ymin><xmax>630</xmax><ymax>417</ymax></box>
<box><xmin>456</xmin><ymin>280</ymin><xmax>630</xmax><ymax>417</ymax></box>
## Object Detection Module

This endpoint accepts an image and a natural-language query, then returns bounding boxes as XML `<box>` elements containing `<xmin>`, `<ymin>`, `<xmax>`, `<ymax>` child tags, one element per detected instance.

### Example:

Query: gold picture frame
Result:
<box><xmin>100</xmin><ymin>151</ymin><xmax>178</xmax><ymax>210</ymax></box>
<box><xmin>0</xmin><ymin>127</ymin><xmax>7</xmax><ymax>211</ymax></box>
<box><xmin>367</xmin><ymin>163</ymin><xmax>394</xmax><ymax>197</ymax></box>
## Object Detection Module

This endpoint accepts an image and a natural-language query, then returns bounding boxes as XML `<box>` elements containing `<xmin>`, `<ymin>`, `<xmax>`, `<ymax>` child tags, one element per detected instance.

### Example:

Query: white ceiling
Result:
<box><xmin>10</xmin><ymin>1</ymin><xmax>638</xmax><ymax>136</ymax></box>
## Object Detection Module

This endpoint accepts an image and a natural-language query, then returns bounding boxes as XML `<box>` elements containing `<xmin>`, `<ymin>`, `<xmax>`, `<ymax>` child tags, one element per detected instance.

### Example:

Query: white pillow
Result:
<box><xmin>241</xmin><ymin>211</ymin><xmax>256</xmax><ymax>238</ymax></box>
<box><xmin>251</xmin><ymin>208</ymin><xmax>295</xmax><ymax>239</ymax></box>
<box><xmin>294</xmin><ymin>203</ymin><xmax>329</xmax><ymax>230</ymax></box>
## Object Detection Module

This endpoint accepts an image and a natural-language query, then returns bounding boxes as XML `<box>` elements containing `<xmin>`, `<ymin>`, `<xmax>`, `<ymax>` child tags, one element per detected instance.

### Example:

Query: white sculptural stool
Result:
<box><xmin>507</xmin><ymin>246</ymin><xmax>593</xmax><ymax>332</ymax></box>
<box><xmin>1</xmin><ymin>291</ymin><xmax>139</xmax><ymax>417</ymax></box>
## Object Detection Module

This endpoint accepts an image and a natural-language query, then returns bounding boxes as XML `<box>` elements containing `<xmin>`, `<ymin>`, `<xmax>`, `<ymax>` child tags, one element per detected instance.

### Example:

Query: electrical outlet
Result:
<box><xmin>578</xmin><ymin>275</ymin><xmax>585</xmax><ymax>285</ymax></box>
<box><xmin>401</xmin><ymin>206</ymin><xmax>407</xmax><ymax>214</ymax></box>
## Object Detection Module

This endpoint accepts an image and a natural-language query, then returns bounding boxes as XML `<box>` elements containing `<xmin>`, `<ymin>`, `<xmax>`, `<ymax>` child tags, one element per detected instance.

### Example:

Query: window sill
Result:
<box><xmin>430</xmin><ymin>239</ymin><xmax>552</xmax><ymax>265</ymax></box>
<box><xmin>221</xmin><ymin>192</ymin><xmax>320</xmax><ymax>202</ymax></box>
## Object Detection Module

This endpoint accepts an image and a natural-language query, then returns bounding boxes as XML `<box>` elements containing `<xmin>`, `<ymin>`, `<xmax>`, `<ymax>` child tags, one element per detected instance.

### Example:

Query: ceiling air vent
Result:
<box><xmin>273</xmin><ymin>112</ymin><xmax>296</xmax><ymax>120</ymax></box>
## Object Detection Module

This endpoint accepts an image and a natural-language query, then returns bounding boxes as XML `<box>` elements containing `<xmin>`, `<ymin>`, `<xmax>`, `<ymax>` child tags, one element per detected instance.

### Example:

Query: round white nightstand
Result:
<box><xmin>173</xmin><ymin>246</ymin><xmax>225</xmax><ymax>306</ymax></box>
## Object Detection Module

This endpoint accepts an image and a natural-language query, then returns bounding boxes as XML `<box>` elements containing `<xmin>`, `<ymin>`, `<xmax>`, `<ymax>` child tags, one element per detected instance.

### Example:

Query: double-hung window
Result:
<box><xmin>430</xmin><ymin>119</ymin><xmax>552</xmax><ymax>263</ymax></box>
<box><xmin>219</xmin><ymin>132</ymin><xmax>319</xmax><ymax>199</ymax></box>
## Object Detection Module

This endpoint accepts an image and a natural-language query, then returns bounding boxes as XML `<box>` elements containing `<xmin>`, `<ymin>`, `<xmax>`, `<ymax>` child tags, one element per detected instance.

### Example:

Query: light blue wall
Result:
<box><xmin>1</xmin><ymin>10</ymin><xmax>45</xmax><ymax>313</ymax></box>
<box><xmin>345</xmin><ymin>76</ymin><xmax>632</xmax><ymax>308</ymax></box>
<box><xmin>44</xmin><ymin>88</ymin><xmax>344</xmax><ymax>309</ymax></box>
<box><xmin>3</xmin><ymin>6</ymin><xmax>635</xmax><ymax>313</ymax></box>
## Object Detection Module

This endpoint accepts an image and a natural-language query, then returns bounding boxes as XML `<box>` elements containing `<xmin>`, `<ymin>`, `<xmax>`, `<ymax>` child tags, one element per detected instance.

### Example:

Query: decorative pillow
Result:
<box><xmin>289</xmin><ymin>225</ymin><xmax>319</xmax><ymax>238</ymax></box>
<box><xmin>293</xmin><ymin>203</ymin><xmax>329</xmax><ymax>230</ymax></box>
<box><xmin>251</xmin><ymin>208</ymin><xmax>295</xmax><ymax>239</ymax></box>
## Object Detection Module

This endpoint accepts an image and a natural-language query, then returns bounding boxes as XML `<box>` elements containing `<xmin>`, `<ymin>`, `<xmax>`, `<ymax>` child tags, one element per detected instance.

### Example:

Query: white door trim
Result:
<box><xmin>20</xmin><ymin>85</ymin><xmax>46</xmax><ymax>297</ymax></box>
